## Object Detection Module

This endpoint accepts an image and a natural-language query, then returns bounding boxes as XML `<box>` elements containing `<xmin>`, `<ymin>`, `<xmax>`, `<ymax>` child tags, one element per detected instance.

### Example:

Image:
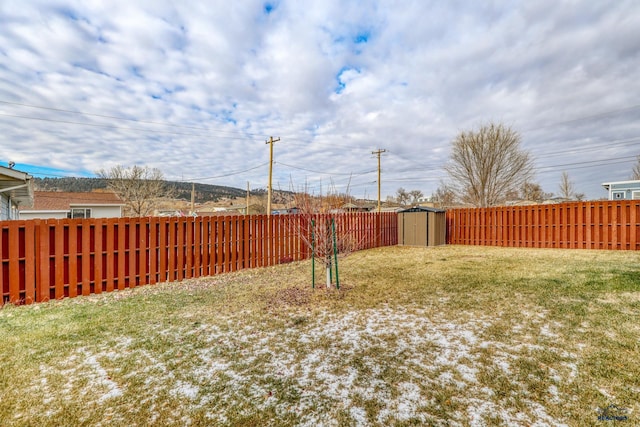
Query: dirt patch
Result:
<box><xmin>266</xmin><ymin>286</ymin><xmax>312</xmax><ymax>310</ymax></box>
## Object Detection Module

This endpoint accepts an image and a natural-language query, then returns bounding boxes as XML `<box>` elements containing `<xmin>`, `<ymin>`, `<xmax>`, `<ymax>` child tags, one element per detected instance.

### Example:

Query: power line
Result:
<box><xmin>522</xmin><ymin>103</ymin><xmax>640</xmax><ymax>132</ymax></box>
<box><xmin>0</xmin><ymin>113</ymin><xmax>260</xmax><ymax>141</ymax></box>
<box><xmin>0</xmin><ymin>99</ymin><xmax>268</xmax><ymax>137</ymax></box>
<box><xmin>177</xmin><ymin>162</ymin><xmax>270</xmax><ymax>182</ymax></box>
<box><xmin>532</xmin><ymin>136</ymin><xmax>640</xmax><ymax>159</ymax></box>
<box><xmin>276</xmin><ymin>161</ymin><xmax>375</xmax><ymax>176</ymax></box>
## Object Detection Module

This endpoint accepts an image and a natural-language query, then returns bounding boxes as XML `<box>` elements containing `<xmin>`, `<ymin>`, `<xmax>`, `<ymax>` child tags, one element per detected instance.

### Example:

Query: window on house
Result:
<box><xmin>612</xmin><ymin>191</ymin><xmax>625</xmax><ymax>200</ymax></box>
<box><xmin>632</xmin><ymin>191</ymin><xmax>640</xmax><ymax>200</ymax></box>
<box><xmin>69</xmin><ymin>208</ymin><xmax>92</xmax><ymax>219</ymax></box>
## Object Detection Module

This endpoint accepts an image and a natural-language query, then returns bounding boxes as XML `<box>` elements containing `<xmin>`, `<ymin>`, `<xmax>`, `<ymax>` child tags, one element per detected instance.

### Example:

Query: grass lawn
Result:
<box><xmin>1</xmin><ymin>245</ymin><xmax>639</xmax><ymax>426</ymax></box>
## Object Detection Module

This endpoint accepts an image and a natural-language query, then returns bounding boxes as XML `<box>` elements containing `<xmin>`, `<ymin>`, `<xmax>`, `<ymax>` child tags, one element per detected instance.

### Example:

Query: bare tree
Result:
<box><xmin>521</xmin><ymin>181</ymin><xmax>545</xmax><ymax>202</ymax></box>
<box><xmin>558</xmin><ymin>171</ymin><xmax>575</xmax><ymax>200</ymax></box>
<box><xmin>409</xmin><ymin>189</ymin><xmax>424</xmax><ymax>204</ymax></box>
<box><xmin>395</xmin><ymin>187</ymin><xmax>410</xmax><ymax>205</ymax></box>
<box><xmin>432</xmin><ymin>183</ymin><xmax>457</xmax><ymax>208</ymax></box>
<box><xmin>445</xmin><ymin>122</ymin><xmax>534</xmax><ymax>207</ymax></box>
<box><xmin>97</xmin><ymin>165</ymin><xmax>173</xmax><ymax>217</ymax></box>
<box><xmin>632</xmin><ymin>155</ymin><xmax>640</xmax><ymax>180</ymax></box>
<box><xmin>284</xmin><ymin>181</ymin><xmax>368</xmax><ymax>288</ymax></box>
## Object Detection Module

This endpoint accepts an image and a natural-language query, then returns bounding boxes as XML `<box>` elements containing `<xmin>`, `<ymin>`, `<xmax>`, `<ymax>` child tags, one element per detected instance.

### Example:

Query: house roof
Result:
<box><xmin>0</xmin><ymin>165</ymin><xmax>34</xmax><ymax>207</ymax></box>
<box><xmin>21</xmin><ymin>191</ymin><xmax>124</xmax><ymax>211</ymax></box>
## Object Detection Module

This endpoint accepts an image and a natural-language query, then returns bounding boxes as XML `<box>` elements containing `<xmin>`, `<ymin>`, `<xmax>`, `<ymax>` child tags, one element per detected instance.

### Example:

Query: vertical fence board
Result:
<box><xmin>194</xmin><ymin>217</ymin><xmax>202</xmax><ymax>278</ymax></box>
<box><xmin>631</xmin><ymin>202</ymin><xmax>637</xmax><ymax>250</ymax></box>
<box><xmin>209</xmin><ymin>217</ymin><xmax>218</xmax><ymax>275</ymax></box>
<box><xmin>255</xmin><ymin>216</ymin><xmax>263</xmax><ymax>267</ymax></box>
<box><xmin>230</xmin><ymin>217</ymin><xmax>237</xmax><ymax>272</ymax></box>
<box><xmin>117</xmin><ymin>218</ymin><xmax>126</xmax><ymax>290</ymax></box>
<box><xmin>242</xmin><ymin>217</ymin><xmax>250</xmax><ymax>269</ymax></box>
<box><xmin>167</xmin><ymin>218</ymin><xmax>176</xmax><ymax>282</ymax></box>
<box><xmin>8</xmin><ymin>222</ymin><xmax>21</xmax><ymax>304</ymax></box>
<box><xmin>128</xmin><ymin>219</ymin><xmax>137</xmax><ymax>287</ymax></box>
<box><xmin>0</xmin><ymin>223</ymin><xmax>4</xmax><ymax>302</ymax></box>
<box><xmin>149</xmin><ymin>217</ymin><xmax>158</xmax><ymax>284</ymax></box>
<box><xmin>185</xmin><ymin>218</ymin><xmax>193</xmax><ymax>279</ymax></box>
<box><xmin>159</xmin><ymin>218</ymin><xmax>168</xmax><ymax>282</ymax></box>
<box><xmin>104</xmin><ymin>219</ymin><xmax>115</xmax><ymax>293</ymax></box>
<box><xmin>54</xmin><ymin>221</ymin><xmax>65</xmax><ymax>299</ymax></box>
<box><xmin>176</xmin><ymin>219</ymin><xmax>184</xmax><ymax>281</ymax></box>
<box><xmin>214</xmin><ymin>217</ymin><xmax>222</xmax><ymax>274</ymax></box>
<box><xmin>126</xmin><ymin>218</ymin><xmax>139</xmax><ymax>288</ymax></box>
<box><xmin>203</xmin><ymin>217</ymin><xmax>212</xmax><ymax>276</ymax></box>
<box><xmin>37</xmin><ymin>221</ymin><xmax>49</xmax><ymax>301</ymax></box>
<box><xmin>138</xmin><ymin>217</ymin><xmax>148</xmax><ymax>285</ymax></box>
<box><xmin>68</xmin><ymin>221</ymin><xmax>78</xmax><ymax>298</ymax></box>
<box><xmin>620</xmin><ymin>203</ymin><xmax>626</xmax><ymax>249</ymax></box>
<box><xmin>80</xmin><ymin>220</ymin><xmax>91</xmax><ymax>296</ymax></box>
<box><xmin>94</xmin><ymin>219</ymin><xmax>103</xmax><ymax>294</ymax></box>
<box><xmin>24</xmin><ymin>221</ymin><xmax>35</xmax><ymax>304</ymax></box>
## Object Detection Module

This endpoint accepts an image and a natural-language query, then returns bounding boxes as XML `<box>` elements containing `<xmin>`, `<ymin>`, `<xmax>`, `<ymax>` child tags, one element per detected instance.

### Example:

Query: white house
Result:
<box><xmin>19</xmin><ymin>191</ymin><xmax>124</xmax><ymax>220</ymax></box>
<box><xmin>0</xmin><ymin>165</ymin><xmax>34</xmax><ymax>220</ymax></box>
<box><xmin>601</xmin><ymin>180</ymin><xmax>640</xmax><ymax>201</ymax></box>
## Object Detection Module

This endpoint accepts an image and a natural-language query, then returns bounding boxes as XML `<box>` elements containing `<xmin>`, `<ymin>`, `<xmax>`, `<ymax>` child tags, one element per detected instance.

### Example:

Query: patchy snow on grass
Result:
<box><xmin>171</xmin><ymin>380</ymin><xmax>199</xmax><ymax>400</ymax></box>
<box><xmin>22</xmin><ymin>306</ymin><xmax>577</xmax><ymax>426</ymax></box>
<box><xmin>77</xmin><ymin>349</ymin><xmax>123</xmax><ymax>402</ymax></box>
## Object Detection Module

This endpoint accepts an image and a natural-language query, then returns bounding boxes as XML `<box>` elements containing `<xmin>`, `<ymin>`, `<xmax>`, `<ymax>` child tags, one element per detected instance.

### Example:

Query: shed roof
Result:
<box><xmin>398</xmin><ymin>206</ymin><xmax>446</xmax><ymax>213</ymax></box>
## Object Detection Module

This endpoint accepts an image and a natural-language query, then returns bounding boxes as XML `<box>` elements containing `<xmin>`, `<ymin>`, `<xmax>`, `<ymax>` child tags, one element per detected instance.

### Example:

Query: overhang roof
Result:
<box><xmin>0</xmin><ymin>165</ymin><xmax>34</xmax><ymax>207</ymax></box>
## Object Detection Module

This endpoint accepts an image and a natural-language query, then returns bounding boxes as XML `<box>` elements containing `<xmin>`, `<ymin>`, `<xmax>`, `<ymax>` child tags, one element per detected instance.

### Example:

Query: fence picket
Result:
<box><xmin>69</xmin><ymin>221</ymin><xmax>79</xmax><ymax>297</ymax></box>
<box><xmin>25</xmin><ymin>220</ymin><xmax>35</xmax><ymax>304</ymax></box>
<box><xmin>8</xmin><ymin>221</ymin><xmax>20</xmax><ymax>304</ymax></box>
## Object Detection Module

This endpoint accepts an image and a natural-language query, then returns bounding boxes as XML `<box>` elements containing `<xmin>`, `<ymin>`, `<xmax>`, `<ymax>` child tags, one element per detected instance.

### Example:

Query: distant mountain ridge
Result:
<box><xmin>33</xmin><ymin>177</ymin><xmax>252</xmax><ymax>203</ymax></box>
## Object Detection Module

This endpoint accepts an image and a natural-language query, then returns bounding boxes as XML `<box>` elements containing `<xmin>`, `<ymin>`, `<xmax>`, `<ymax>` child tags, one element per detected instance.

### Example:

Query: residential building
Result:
<box><xmin>0</xmin><ymin>165</ymin><xmax>34</xmax><ymax>220</ymax></box>
<box><xmin>601</xmin><ymin>180</ymin><xmax>640</xmax><ymax>200</ymax></box>
<box><xmin>19</xmin><ymin>191</ymin><xmax>124</xmax><ymax>220</ymax></box>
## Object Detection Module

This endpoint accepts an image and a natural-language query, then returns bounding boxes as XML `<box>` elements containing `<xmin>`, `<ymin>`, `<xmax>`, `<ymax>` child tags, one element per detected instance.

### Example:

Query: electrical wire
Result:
<box><xmin>0</xmin><ymin>113</ymin><xmax>261</xmax><ymax>141</ymax></box>
<box><xmin>178</xmin><ymin>162</ymin><xmax>270</xmax><ymax>181</ymax></box>
<box><xmin>0</xmin><ymin>99</ymin><xmax>268</xmax><ymax>137</ymax></box>
<box><xmin>276</xmin><ymin>161</ymin><xmax>375</xmax><ymax>176</ymax></box>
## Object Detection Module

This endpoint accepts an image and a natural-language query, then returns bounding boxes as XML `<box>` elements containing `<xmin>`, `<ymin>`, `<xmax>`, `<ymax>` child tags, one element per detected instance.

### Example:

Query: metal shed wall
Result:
<box><xmin>397</xmin><ymin>209</ymin><xmax>446</xmax><ymax>246</ymax></box>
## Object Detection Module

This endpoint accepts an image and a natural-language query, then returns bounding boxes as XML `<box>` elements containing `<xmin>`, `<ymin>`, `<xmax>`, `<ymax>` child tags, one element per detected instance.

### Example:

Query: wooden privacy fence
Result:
<box><xmin>447</xmin><ymin>200</ymin><xmax>640</xmax><ymax>250</ymax></box>
<box><xmin>1</xmin><ymin>212</ymin><xmax>397</xmax><ymax>306</ymax></box>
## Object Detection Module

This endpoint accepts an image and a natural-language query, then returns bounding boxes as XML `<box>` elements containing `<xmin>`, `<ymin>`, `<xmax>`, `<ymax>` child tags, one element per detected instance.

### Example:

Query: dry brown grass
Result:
<box><xmin>1</xmin><ymin>245</ymin><xmax>638</xmax><ymax>426</ymax></box>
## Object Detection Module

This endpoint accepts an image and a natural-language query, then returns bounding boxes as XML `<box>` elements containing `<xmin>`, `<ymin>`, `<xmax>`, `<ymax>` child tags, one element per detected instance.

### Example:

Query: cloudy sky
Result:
<box><xmin>1</xmin><ymin>0</ymin><xmax>639</xmax><ymax>200</ymax></box>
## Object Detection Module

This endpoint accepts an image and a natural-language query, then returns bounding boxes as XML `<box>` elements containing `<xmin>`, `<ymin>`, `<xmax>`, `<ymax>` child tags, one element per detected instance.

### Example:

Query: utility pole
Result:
<box><xmin>266</xmin><ymin>136</ymin><xmax>280</xmax><ymax>216</ymax></box>
<box><xmin>372</xmin><ymin>149</ymin><xmax>386</xmax><ymax>212</ymax></box>
<box><xmin>246</xmin><ymin>181</ymin><xmax>250</xmax><ymax>215</ymax></box>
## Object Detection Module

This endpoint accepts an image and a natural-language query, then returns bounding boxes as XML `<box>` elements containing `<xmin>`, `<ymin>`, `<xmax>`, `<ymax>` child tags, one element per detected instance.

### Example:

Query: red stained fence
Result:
<box><xmin>1</xmin><ymin>212</ymin><xmax>397</xmax><ymax>306</ymax></box>
<box><xmin>446</xmin><ymin>200</ymin><xmax>640</xmax><ymax>250</ymax></box>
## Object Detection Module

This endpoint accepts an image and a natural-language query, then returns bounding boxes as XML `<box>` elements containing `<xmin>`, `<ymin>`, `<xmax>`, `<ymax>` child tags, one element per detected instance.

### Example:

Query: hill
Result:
<box><xmin>34</xmin><ymin>177</ymin><xmax>251</xmax><ymax>203</ymax></box>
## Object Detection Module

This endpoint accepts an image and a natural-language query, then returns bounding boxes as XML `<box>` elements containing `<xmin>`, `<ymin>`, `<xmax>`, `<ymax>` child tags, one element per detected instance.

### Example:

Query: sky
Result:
<box><xmin>1</xmin><ymin>0</ymin><xmax>640</xmax><ymax>201</ymax></box>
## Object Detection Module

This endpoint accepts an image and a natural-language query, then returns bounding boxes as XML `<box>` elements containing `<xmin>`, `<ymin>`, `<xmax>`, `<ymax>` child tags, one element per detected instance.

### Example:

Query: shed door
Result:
<box><xmin>403</xmin><ymin>212</ymin><xmax>428</xmax><ymax>246</ymax></box>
